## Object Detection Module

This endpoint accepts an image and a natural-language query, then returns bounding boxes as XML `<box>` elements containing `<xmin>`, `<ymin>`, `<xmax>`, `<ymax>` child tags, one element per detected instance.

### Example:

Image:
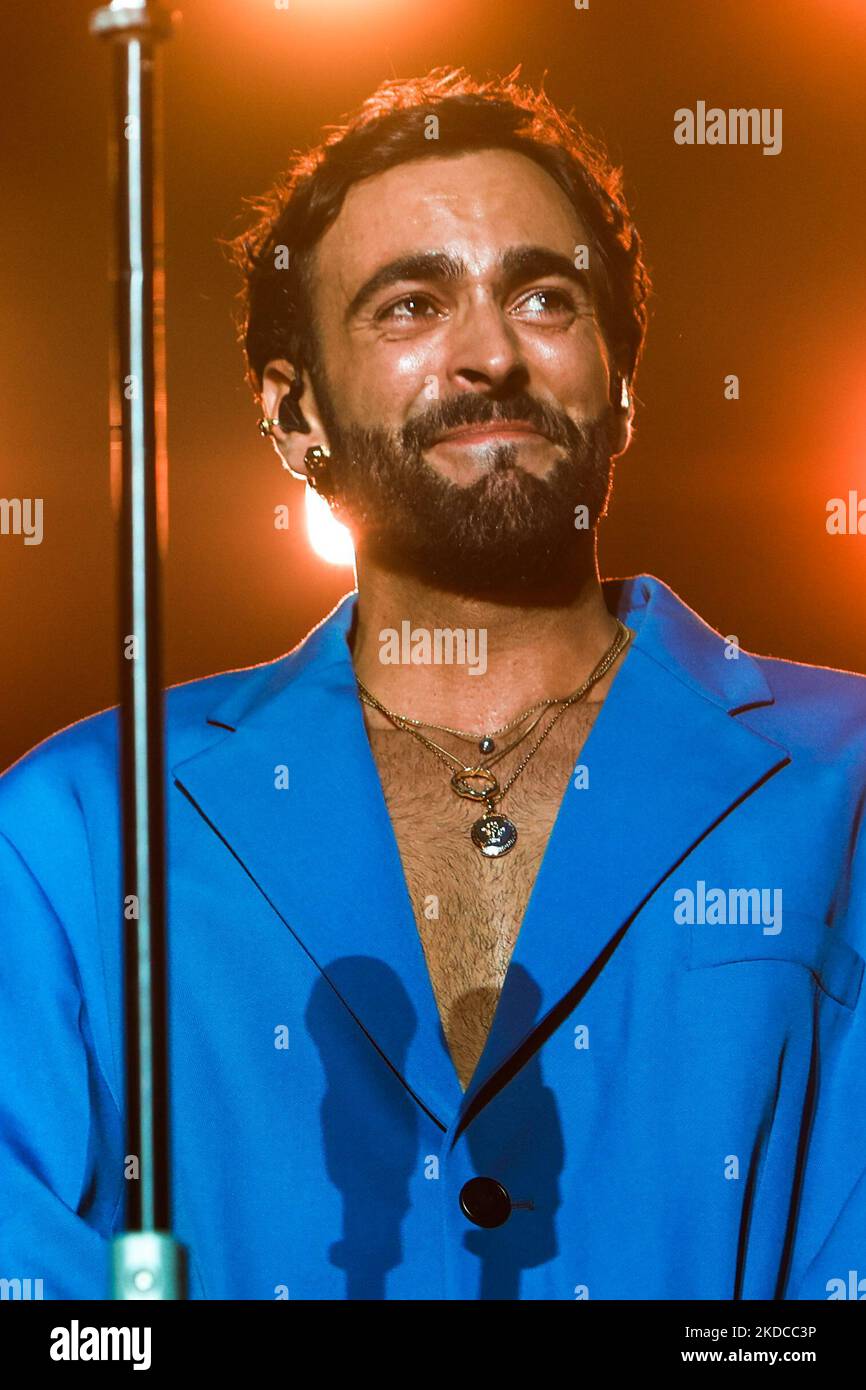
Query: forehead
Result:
<box><xmin>310</xmin><ymin>148</ymin><xmax>587</xmax><ymax>307</ymax></box>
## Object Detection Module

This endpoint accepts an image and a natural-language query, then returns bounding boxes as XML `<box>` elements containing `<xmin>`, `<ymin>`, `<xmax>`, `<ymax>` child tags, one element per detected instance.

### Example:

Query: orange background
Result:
<box><xmin>1</xmin><ymin>0</ymin><xmax>865</xmax><ymax>772</ymax></box>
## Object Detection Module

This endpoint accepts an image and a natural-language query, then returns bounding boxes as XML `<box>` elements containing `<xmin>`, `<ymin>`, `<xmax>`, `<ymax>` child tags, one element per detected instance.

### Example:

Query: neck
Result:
<box><xmin>349</xmin><ymin>540</ymin><xmax>629</xmax><ymax>732</ymax></box>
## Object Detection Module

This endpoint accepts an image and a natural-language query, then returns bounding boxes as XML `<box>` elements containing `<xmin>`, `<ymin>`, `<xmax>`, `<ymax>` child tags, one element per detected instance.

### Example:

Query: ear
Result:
<box><xmin>259</xmin><ymin>358</ymin><xmax>332</xmax><ymax>481</ymax></box>
<box><xmin>610</xmin><ymin>406</ymin><xmax>633</xmax><ymax>459</ymax></box>
<box><xmin>609</xmin><ymin>376</ymin><xmax>634</xmax><ymax>459</ymax></box>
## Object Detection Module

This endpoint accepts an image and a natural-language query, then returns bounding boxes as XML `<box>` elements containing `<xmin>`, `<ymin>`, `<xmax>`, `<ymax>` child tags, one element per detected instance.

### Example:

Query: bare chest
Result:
<box><xmin>364</xmin><ymin>704</ymin><xmax>601</xmax><ymax>1089</ymax></box>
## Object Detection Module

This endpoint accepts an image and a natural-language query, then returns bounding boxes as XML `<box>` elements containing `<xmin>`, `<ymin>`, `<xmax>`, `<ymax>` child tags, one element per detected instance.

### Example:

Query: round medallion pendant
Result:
<box><xmin>471</xmin><ymin>813</ymin><xmax>518</xmax><ymax>858</ymax></box>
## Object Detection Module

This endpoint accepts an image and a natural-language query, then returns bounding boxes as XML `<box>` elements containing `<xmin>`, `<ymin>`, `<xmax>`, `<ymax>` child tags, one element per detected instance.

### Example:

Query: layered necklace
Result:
<box><xmin>356</xmin><ymin>619</ymin><xmax>632</xmax><ymax>859</ymax></box>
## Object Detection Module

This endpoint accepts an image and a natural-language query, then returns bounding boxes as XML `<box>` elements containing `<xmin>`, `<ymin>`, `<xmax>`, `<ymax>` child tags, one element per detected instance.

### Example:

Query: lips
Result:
<box><xmin>433</xmin><ymin>422</ymin><xmax>546</xmax><ymax>445</ymax></box>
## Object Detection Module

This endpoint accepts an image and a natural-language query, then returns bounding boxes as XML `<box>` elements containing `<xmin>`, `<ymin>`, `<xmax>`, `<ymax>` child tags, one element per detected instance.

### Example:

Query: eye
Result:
<box><xmin>513</xmin><ymin>287</ymin><xmax>578</xmax><ymax>319</ymax></box>
<box><xmin>375</xmin><ymin>293</ymin><xmax>440</xmax><ymax>324</ymax></box>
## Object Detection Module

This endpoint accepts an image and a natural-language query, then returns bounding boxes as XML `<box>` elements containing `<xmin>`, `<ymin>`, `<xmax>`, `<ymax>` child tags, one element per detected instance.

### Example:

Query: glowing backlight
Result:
<box><xmin>304</xmin><ymin>484</ymin><xmax>355</xmax><ymax>567</ymax></box>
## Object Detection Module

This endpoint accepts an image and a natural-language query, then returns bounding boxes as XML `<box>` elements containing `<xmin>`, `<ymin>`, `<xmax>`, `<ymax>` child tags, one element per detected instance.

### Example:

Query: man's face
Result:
<box><xmin>304</xmin><ymin>148</ymin><xmax>627</xmax><ymax>593</ymax></box>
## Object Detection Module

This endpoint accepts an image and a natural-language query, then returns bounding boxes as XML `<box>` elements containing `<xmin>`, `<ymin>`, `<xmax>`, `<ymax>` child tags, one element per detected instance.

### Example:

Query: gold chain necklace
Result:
<box><xmin>356</xmin><ymin>619</ymin><xmax>632</xmax><ymax>858</ymax></box>
<box><xmin>357</xmin><ymin>687</ymin><xmax>552</xmax><ymax>766</ymax></box>
<box><xmin>369</xmin><ymin>691</ymin><xmax>571</xmax><ymax>756</ymax></box>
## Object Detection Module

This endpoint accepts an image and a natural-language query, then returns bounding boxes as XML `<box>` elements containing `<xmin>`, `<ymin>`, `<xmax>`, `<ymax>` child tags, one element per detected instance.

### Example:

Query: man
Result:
<box><xmin>2</xmin><ymin>67</ymin><xmax>865</xmax><ymax>1301</ymax></box>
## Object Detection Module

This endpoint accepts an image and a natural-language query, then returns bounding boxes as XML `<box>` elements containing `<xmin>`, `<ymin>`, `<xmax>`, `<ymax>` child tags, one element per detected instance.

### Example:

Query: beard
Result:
<box><xmin>311</xmin><ymin>376</ymin><xmax>619</xmax><ymax>597</ymax></box>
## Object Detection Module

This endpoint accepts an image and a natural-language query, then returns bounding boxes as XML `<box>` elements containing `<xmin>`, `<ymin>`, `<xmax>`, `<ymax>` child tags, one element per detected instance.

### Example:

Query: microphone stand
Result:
<box><xmin>89</xmin><ymin>0</ymin><xmax>187</xmax><ymax>1299</ymax></box>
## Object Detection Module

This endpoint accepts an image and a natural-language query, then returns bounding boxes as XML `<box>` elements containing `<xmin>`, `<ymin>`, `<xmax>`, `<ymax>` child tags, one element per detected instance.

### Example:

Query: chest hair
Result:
<box><xmin>364</xmin><ymin>702</ymin><xmax>602</xmax><ymax>1089</ymax></box>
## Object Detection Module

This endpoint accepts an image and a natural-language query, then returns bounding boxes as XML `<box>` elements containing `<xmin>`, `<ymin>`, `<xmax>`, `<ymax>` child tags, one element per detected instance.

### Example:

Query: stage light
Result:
<box><xmin>304</xmin><ymin>483</ymin><xmax>355</xmax><ymax>567</ymax></box>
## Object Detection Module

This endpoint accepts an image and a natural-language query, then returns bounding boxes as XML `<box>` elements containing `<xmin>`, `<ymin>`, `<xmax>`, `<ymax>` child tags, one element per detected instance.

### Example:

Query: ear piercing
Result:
<box><xmin>257</xmin><ymin>396</ymin><xmax>311</xmax><ymax>437</ymax></box>
<box><xmin>257</xmin><ymin>370</ymin><xmax>311</xmax><ymax>436</ymax></box>
<box><xmin>257</xmin><ymin>421</ymin><xmax>332</xmax><ymax>492</ymax></box>
<box><xmin>303</xmin><ymin>445</ymin><xmax>332</xmax><ymax>493</ymax></box>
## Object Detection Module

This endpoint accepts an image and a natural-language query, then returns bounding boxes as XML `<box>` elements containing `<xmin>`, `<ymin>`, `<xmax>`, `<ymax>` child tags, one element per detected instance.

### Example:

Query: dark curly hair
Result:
<box><xmin>226</xmin><ymin>66</ymin><xmax>651</xmax><ymax>406</ymax></box>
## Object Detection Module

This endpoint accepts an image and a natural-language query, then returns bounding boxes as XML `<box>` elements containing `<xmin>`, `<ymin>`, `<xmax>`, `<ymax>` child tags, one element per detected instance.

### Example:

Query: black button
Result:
<box><xmin>459</xmin><ymin>1177</ymin><xmax>512</xmax><ymax>1228</ymax></box>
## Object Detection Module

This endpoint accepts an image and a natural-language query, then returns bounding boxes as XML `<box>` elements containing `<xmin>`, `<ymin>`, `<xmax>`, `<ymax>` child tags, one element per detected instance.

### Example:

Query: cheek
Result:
<box><xmin>338</xmin><ymin>340</ymin><xmax>438</xmax><ymax>425</ymax></box>
<box><xmin>533</xmin><ymin>325</ymin><xmax>612</xmax><ymax>407</ymax></box>
<box><xmin>327</xmin><ymin>321</ymin><xmax>612</xmax><ymax>424</ymax></box>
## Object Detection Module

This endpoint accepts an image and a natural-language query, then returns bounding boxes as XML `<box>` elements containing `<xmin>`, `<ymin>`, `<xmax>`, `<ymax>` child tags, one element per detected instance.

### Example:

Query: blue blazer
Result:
<box><xmin>2</xmin><ymin>574</ymin><xmax>865</xmax><ymax>1300</ymax></box>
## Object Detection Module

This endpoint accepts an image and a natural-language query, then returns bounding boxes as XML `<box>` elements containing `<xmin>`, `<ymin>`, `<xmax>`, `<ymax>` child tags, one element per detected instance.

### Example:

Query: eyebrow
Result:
<box><xmin>343</xmin><ymin>244</ymin><xmax>594</xmax><ymax>322</ymax></box>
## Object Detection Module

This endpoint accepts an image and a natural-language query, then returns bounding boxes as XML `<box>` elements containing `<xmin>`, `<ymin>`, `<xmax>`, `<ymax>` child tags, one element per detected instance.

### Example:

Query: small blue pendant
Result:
<box><xmin>479</xmin><ymin>736</ymin><xmax>495</xmax><ymax>754</ymax></box>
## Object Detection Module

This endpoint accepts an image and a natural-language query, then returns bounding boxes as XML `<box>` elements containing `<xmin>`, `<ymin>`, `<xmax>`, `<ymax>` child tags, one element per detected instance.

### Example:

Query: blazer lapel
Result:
<box><xmin>455</xmin><ymin>575</ymin><xmax>792</xmax><ymax>1126</ymax></box>
<box><xmin>172</xmin><ymin>574</ymin><xmax>793</xmax><ymax>1137</ymax></box>
<box><xmin>171</xmin><ymin>594</ymin><xmax>464</xmax><ymax>1130</ymax></box>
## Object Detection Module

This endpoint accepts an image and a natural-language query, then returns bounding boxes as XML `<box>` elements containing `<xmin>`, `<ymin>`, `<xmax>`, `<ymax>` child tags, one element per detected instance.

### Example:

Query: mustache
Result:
<box><xmin>401</xmin><ymin>391</ymin><xmax>590</xmax><ymax>453</ymax></box>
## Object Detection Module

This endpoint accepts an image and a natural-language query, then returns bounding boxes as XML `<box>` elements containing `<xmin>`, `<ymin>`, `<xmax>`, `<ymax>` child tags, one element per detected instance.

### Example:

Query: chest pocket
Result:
<box><xmin>686</xmin><ymin>908</ymin><xmax>864</xmax><ymax>1011</ymax></box>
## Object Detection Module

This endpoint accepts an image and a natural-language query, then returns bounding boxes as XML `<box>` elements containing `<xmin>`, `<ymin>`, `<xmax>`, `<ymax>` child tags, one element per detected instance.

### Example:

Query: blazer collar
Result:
<box><xmin>172</xmin><ymin>575</ymin><xmax>789</xmax><ymax>1132</ymax></box>
<box><xmin>202</xmin><ymin>573</ymin><xmax>775</xmax><ymax>733</ymax></box>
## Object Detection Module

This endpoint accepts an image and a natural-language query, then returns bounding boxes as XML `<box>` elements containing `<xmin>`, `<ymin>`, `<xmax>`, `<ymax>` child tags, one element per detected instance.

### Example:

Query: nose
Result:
<box><xmin>445</xmin><ymin>292</ymin><xmax>528</xmax><ymax>394</ymax></box>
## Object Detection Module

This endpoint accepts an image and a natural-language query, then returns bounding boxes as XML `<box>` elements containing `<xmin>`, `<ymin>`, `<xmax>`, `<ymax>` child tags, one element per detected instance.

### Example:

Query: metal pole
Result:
<box><xmin>89</xmin><ymin>0</ymin><xmax>186</xmax><ymax>1299</ymax></box>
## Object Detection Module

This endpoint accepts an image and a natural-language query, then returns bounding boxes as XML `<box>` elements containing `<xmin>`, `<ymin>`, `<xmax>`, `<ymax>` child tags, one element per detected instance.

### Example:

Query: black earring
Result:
<box><xmin>278</xmin><ymin>390</ymin><xmax>311</xmax><ymax>435</ymax></box>
<box><xmin>257</xmin><ymin>372</ymin><xmax>311</xmax><ymax>438</ymax></box>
